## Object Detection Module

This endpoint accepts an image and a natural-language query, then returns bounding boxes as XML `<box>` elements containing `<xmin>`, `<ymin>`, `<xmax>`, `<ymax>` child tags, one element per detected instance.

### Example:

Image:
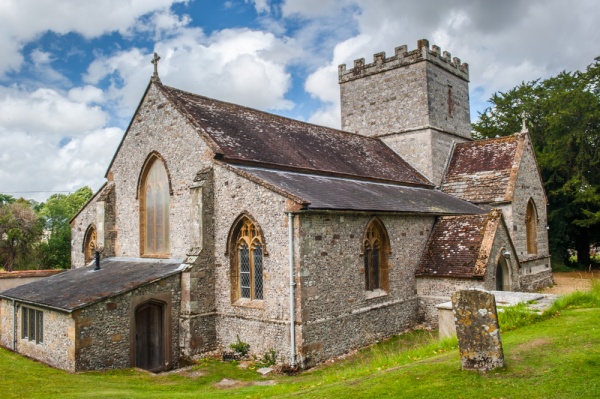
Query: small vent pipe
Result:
<box><xmin>94</xmin><ymin>251</ymin><xmax>101</xmax><ymax>271</ymax></box>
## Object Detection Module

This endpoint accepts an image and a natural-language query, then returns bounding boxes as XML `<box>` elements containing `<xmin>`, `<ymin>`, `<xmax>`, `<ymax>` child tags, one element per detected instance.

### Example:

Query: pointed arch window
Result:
<box><xmin>526</xmin><ymin>199</ymin><xmax>538</xmax><ymax>255</ymax></box>
<box><xmin>363</xmin><ymin>218</ymin><xmax>390</xmax><ymax>292</ymax></box>
<box><xmin>83</xmin><ymin>225</ymin><xmax>97</xmax><ymax>264</ymax></box>
<box><xmin>140</xmin><ymin>156</ymin><xmax>170</xmax><ymax>256</ymax></box>
<box><xmin>230</xmin><ymin>216</ymin><xmax>264</xmax><ymax>301</ymax></box>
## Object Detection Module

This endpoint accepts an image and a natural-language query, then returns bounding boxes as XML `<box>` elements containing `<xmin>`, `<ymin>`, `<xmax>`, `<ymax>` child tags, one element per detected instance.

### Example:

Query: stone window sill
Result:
<box><xmin>232</xmin><ymin>298</ymin><xmax>265</xmax><ymax>309</ymax></box>
<box><xmin>365</xmin><ymin>289</ymin><xmax>388</xmax><ymax>300</ymax></box>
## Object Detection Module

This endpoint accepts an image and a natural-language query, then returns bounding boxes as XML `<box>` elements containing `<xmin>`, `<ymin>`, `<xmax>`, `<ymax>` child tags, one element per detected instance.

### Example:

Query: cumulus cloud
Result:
<box><xmin>0</xmin><ymin>0</ymin><xmax>185</xmax><ymax>75</ymax></box>
<box><xmin>0</xmin><ymin>84</ymin><xmax>120</xmax><ymax>201</ymax></box>
<box><xmin>298</xmin><ymin>0</ymin><xmax>600</xmax><ymax>124</ymax></box>
<box><xmin>0</xmin><ymin>126</ymin><xmax>122</xmax><ymax>202</ymax></box>
<box><xmin>85</xmin><ymin>27</ymin><xmax>297</xmax><ymax>116</ymax></box>
<box><xmin>0</xmin><ymin>86</ymin><xmax>107</xmax><ymax>136</ymax></box>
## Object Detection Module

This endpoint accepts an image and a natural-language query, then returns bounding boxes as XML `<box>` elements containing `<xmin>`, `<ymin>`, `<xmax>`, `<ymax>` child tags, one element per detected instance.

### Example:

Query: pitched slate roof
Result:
<box><xmin>416</xmin><ymin>210</ymin><xmax>501</xmax><ymax>278</ymax></box>
<box><xmin>229</xmin><ymin>166</ymin><xmax>485</xmax><ymax>215</ymax></box>
<box><xmin>158</xmin><ymin>84</ymin><xmax>431</xmax><ymax>187</ymax></box>
<box><xmin>0</xmin><ymin>258</ymin><xmax>183</xmax><ymax>312</ymax></box>
<box><xmin>442</xmin><ymin>134</ymin><xmax>525</xmax><ymax>203</ymax></box>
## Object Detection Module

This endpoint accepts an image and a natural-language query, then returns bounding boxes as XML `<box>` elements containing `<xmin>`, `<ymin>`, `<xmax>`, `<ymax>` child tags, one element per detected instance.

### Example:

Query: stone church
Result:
<box><xmin>0</xmin><ymin>39</ymin><xmax>552</xmax><ymax>372</ymax></box>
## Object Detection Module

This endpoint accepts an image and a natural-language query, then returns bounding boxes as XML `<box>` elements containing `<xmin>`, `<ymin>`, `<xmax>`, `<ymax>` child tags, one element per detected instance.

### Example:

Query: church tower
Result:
<box><xmin>338</xmin><ymin>39</ymin><xmax>471</xmax><ymax>186</ymax></box>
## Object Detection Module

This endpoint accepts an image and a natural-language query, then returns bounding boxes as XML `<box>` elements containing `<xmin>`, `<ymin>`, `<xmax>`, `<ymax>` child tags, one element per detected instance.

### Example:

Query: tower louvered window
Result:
<box><xmin>363</xmin><ymin>218</ymin><xmax>389</xmax><ymax>292</ymax></box>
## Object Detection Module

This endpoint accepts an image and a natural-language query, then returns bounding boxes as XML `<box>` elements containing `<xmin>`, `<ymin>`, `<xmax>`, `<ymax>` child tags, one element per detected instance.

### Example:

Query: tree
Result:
<box><xmin>37</xmin><ymin>186</ymin><xmax>93</xmax><ymax>269</ymax></box>
<box><xmin>0</xmin><ymin>199</ymin><xmax>43</xmax><ymax>271</ymax></box>
<box><xmin>473</xmin><ymin>58</ymin><xmax>600</xmax><ymax>265</ymax></box>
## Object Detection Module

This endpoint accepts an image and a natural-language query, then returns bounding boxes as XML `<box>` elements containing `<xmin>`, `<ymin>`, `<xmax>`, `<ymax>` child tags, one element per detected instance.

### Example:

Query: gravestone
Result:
<box><xmin>451</xmin><ymin>289</ymin><xmax>505</xmax><ymax>371</ymax></box>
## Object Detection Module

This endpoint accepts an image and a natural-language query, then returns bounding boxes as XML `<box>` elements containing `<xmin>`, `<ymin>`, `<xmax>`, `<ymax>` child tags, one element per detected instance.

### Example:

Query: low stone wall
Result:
<box><xmin>0</xmin><ymin>270</ymin><xmax>65</xmax><ymax>291</ymax></box>
<box><xmin>519</xmin><ymin>257</ymin><xmax>553</xmax><ymax>291</ymax></box>
<box><xmin>300</xmin><ymin>297</ymin><xmax>419</xmax><ymax>367</ymax></box>
<box><xmin>417</xmin><ymin>277</ymin><xmax>485</xmax><ymax>326</ymax></box>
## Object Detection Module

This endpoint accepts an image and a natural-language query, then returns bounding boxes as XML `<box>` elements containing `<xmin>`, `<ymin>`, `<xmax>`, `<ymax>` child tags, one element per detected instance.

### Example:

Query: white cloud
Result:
<box><xmin>85</xmin><ymin>27</ymin><xmax>297</xmax><ymax>115</ymax></box>
<box><xmin>0</xmin><ymin>126</ymin><xmax>121</xmax><ymax>202</ymax></box>
<box><xmin>0</xmin><ymin>0</ymin><xmax>186</xmax><ymax>76</ymax></box>
<box><xmin>68</xmin><ymin>86</ymin><xmax>105</xmax><ymax>104</ymax></box>
<box><xmin>294</xmin><ymin>0</ymin><xmax>600</xmax><ymax>123</ymax></box>
<box><xmin>30</xmin><ymin>49</ymin><xmax>53</xmax><ymax>65</ymax></box>
<box><xmin>246</xmin><ymin>0</ymin><xmax>271</xmax><ymax>14</ymax></box>
<box><xmin>0</xmin><ymin>86</ymin><xmax>107</xmax><ymax>136</ymax></box>
<box><xmin>0</xmin><ymin>85</ymin><xmax>119</xmax><ymax>201</ymax></box>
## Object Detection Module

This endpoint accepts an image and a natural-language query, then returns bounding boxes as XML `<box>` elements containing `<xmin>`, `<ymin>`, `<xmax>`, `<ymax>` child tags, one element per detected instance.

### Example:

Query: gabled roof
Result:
<box><xmin>0</xmin><ymin>258</ymin><xmax>183</xmax><ymax>312</ymax></box>
<box><xmin>157</xmin><ymin>83</ymin><xmax>432</xmax><ymax>187</ymax></box>
<box><xmin>442</xmin><ymin>133</ymin><xmax>526</xmax><ymax>203</ymax></box>
<box><xmin>416</xmin><ymin>210</ymin><xmax>502</xmax><ymax>278</ymax></box>
<box><xmin>227</xmin><ymin>165</ymin><xmax>485</xmax><ymax>215</ymax></box>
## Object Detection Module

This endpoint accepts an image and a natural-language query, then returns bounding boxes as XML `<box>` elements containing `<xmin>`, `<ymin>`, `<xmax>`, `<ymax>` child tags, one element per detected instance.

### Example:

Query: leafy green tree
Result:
<box><xmin>473</xmin><ymin>58</ymin><xmax>600</xmax><ymax>266</ymax></box>
<box><xmin>37</xmin><ymin>186</ymin><xmax>93</xmax><ymax>269</ymax></box>
<box><xmin>0</xmin><ymin>199</ymin><xmax>43</xmax><ymax>271</ymax></box>
<box><xmin>0</xmin><ymin>194</ymin><xmax>16</xmax><ymax>206</ymax></box>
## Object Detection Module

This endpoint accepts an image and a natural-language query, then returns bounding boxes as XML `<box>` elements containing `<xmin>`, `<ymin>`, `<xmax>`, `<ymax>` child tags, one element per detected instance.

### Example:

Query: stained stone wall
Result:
<box><xmin>339</xmin><ymin>43</ymin><xmax>470</xmax><ymax>139</ymax></box>
<box><xmin>0</xmin><ymin>299</ymin><xmax>76</xmax><ymax>371</ymax></box>
<box><xmin>212</xmin><ymin>165</ymin><xmax>294</xmax><ymax>359</ymax></box>
<box><xmin>74</xmin><ymin>273</ymin><xmax>181</xmax><ymax>371</ymax></box>
<box><xmin>382</xmin><ymin>129</ymin><xmax>469</xmax><ymax>186</ymax></box>
<box><xmin>71</xmin><ymin>189</ymin><xmax>100</xmax><ymax>269</ymax></box>
<box><xmin>500</xmin><ymin>136</ymin><xmax>552</xmax><ymax>289</ymax></box>
<box><xmin>339</xmin><ymin>42</ymin><xmax>471</xmax><ymax>186</ymax></box>
<box><xmin>71</xmin><ymin>184</ymin><xmax>117</xmax><ymax>269</ymax></box>
<box><xmin>297</xmin><ymin>213</ymin><xmax>433</xmax><ymax>365</ymax></box>
<box><xmin>72</xmin><ymin>83</ymin><xmax>213</xmax><ymax>263</ymax></box>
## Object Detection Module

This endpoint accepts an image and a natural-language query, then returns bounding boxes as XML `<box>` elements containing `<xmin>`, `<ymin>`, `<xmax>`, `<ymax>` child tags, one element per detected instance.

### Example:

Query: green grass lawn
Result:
<box><xmin>2</xmin><ymin>289</ymin><xmax>599</xmax><ymax>398</ymax></box>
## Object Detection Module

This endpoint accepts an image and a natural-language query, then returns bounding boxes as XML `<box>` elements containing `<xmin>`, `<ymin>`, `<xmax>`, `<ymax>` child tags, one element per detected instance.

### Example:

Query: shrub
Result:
<box><xmin>229</xmin><ymin>335</ymin><xmax>250</xmax><ymax>357</ymax></box>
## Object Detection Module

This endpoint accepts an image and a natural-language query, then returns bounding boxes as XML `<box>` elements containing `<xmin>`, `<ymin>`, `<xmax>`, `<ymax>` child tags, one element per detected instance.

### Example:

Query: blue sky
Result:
<box><xmin>1</xmin><ymin>0</ymin><xmax>599</xmax><ymax>201</ymax></box>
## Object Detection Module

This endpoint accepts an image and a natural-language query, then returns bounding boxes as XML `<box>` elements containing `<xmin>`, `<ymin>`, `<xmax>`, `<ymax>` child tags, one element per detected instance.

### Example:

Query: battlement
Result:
<box><xmin>338</xmin><ymin>39</ymin><xmax>469</xmax><ymax>83</ymax></box>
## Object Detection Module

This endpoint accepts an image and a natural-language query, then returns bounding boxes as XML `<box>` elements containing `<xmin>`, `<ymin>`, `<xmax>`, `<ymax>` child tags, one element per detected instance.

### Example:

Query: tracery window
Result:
<box><xmin>140</xmin><ymin>156</ymin><xmax>170</xmax><ymax>256</ymax></box>
<box><xmin>363</xmin><ymin>218</ymin><xmax>390</xmax><ymax>292</ymax></box>
<box><xmin>230</xmin><ymin>216</ymin><xmax>264</xmax><ymax>301</ymax></box>
<box><xmin>526</xmin><ymin>199</ymin><xmax>538</xmax><ymax>255</ymax></box>
<box><xmin>83</xmin><ymin>225</ymin><xmax>97</xmax><ymax>264</ymax></box>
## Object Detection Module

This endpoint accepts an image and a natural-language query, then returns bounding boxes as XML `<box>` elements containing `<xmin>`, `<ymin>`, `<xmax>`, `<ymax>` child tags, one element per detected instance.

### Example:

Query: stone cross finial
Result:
<box><xmin>521</xmin><ymin>111</ymin><xmax>527</xmax><ymax>132</ymax></box>
<box><xmin>151</xmin><ymin>52</ymin><xmax>161</xmax><ymax>81</ymax></box>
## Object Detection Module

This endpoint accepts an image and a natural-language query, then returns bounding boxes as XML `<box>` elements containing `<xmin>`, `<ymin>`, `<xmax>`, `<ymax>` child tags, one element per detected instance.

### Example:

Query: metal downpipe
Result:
<box><xmin>287</xmin><ymin>212</ymin><xmax>296</xmax><ymax>368</ymax></box>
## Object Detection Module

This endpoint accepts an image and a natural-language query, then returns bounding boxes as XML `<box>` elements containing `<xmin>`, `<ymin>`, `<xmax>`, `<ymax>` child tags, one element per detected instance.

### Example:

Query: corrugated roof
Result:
<box><xmin>416</xmin><ymin>211</ymin><xmax>501</xmax><ymax>278</ymax></box>
<box><xmin>0</xmin><ymin>258</ymin><xmax>183</xmax><ymax>312</ymax></box>
<box><xmin>232</xmin><ymin>166</ymin><xmax>485</xmax><ymax>215</ymax></box>
<box><xmin>442</xmin><ymin>134</ymin><xmax>524</xmax><ymax>203</ymax></box>
<box><xmin>158</xmin><ymin>84</ymin><xmax>431</xmax><ymax>187</ymax></box>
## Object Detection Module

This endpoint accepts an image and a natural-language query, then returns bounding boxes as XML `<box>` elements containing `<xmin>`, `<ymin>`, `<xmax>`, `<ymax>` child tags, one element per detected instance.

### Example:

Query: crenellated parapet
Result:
<box><xmin>339</xmin><ymin>39</ymin><xmax>469</xmax><ymax>83</ymax></box>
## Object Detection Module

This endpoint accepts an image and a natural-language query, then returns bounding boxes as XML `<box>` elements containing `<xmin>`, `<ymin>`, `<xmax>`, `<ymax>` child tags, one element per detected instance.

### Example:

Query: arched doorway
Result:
<box><xmin>135</xmin><ymin>301</ymin><xmax>164</xmax><ymax>372</ymax></box>
<box><xmin>495</xmin><ymin>256</ymin><xmax>510</xmax><ymax>291</ymax></box>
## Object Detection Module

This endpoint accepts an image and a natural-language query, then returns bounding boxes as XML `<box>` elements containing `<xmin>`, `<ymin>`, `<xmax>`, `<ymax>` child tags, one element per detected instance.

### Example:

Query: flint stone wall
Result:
<box><xmin>499</xmin><ymin>136</ymin><xmax>552</xmax><ymax>289</ymax></box>
<box><xmin>75</xmin><ymin>273</ymin><xmax>181</xmax><ymax>371</ymax></box>
<box><xmin>297</xmin><ymin>213</ymin><xmax>432</xmax><ymax>365</ymax></box>
<box><xmin>212</xmin><ymin>166</ymin><xmax>294</xmax><ymax>359</ymax></box>
<box><xmin>0</xmin><ymin>299</ymin><xmax>76</xmax><ymax>371</ymax></box>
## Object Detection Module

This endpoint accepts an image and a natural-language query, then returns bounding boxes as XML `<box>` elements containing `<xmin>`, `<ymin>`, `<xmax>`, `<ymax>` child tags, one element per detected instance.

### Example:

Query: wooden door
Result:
<box><xmin>135</xmin><ymin>302</ymin><xmax>164</xmax><ymax>372</ymax></box>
